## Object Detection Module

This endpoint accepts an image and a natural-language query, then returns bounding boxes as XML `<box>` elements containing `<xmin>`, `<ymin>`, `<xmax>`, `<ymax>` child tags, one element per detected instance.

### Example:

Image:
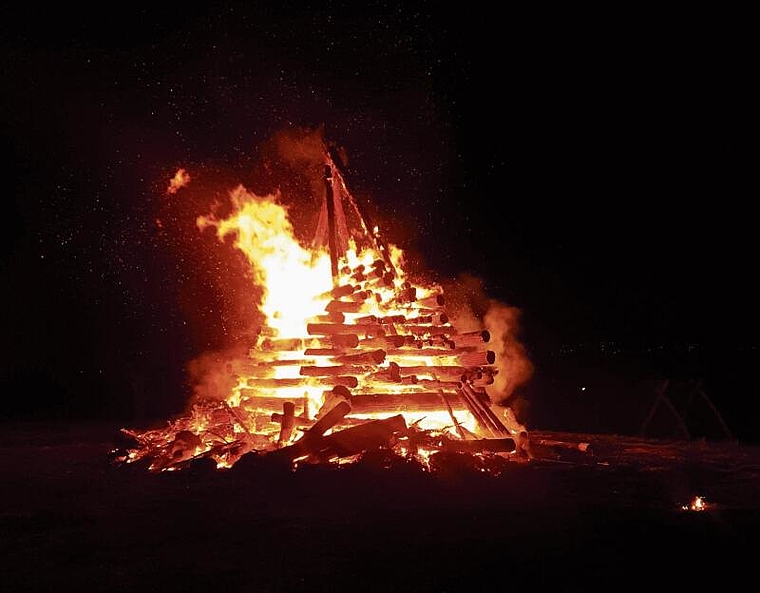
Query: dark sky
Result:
<box><xmin>2</xmin><ymin>4</ymin><xmax>757</xmax><ymax>434</ymax></box>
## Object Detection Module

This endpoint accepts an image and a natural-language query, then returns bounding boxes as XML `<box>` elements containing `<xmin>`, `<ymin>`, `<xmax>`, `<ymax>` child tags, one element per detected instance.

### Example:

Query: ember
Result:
<box><xmin>114</xmin><ymin>142</ymin><xmax>533</xmax><ymax>473</ymax></box>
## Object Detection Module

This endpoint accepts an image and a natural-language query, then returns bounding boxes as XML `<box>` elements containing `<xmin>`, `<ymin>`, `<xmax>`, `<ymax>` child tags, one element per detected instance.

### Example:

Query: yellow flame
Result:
<box><xmin>197</xmin><ymin>186</ymin><xmax>333</xmax><ymax>337</ymax></box>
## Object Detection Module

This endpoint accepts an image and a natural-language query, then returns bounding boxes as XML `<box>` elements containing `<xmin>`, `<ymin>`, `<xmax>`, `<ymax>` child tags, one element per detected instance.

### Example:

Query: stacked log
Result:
<box><xmin>236</xmin><ymin>260</ymin><xmax>504</xmax><ymax>441</ymax></box>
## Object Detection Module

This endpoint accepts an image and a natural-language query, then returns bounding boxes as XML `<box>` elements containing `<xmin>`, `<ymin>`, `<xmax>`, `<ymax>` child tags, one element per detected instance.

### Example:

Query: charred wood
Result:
<box><xmin>269</xmin><ymin>400</ymin><xmax>353</xmax><ymax>462</ymax></box>
<box><xmin>305</xmin><ymin>414</ymin><xmax>408</xmax><ymax>462</ymax></box>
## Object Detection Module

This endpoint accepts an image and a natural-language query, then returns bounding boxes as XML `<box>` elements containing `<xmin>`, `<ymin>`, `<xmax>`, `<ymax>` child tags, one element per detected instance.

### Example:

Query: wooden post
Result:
<box><xmin>324</xmin><ymin>163</ymin><xmax>339</xmax><ymax>284</ymax></box>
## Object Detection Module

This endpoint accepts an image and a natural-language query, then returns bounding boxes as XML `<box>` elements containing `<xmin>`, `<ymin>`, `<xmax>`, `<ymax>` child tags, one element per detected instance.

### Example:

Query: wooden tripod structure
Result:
<box><xmin>312</xmin><ymin>145</ymin><xmax>396</xmax><ymax>285</ymax></box>
<box><xmin>639</xmin><ymin>379</ymin><xmax>734</xmax><ymax>440</ymax></box>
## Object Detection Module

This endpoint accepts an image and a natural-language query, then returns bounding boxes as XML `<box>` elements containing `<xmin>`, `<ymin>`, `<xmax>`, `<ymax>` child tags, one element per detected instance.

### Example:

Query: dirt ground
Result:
<box><xmin>1</xmin><ymin>421</ymin><xmax>759</xmax><ymax>592</ymax></box>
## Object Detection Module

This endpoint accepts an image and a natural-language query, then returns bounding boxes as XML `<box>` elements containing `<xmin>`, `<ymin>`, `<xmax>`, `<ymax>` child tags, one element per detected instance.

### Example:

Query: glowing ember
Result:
<box><xmin>167</xmin><ymin>168</ymin><xmax>190</xmax><ymax>195</ymax></box>
<box><xmin>115</xmin><ymin>142</ymin><xmax>533</xmax><ymax>473</ymax></box>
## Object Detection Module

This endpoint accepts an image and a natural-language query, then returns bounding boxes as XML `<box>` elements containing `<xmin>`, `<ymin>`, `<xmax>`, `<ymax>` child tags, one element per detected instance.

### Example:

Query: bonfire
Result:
<box><xmin>114</xmin><ymin>140</ymin><xmax>534</xmax><ymax>473</ymax></box>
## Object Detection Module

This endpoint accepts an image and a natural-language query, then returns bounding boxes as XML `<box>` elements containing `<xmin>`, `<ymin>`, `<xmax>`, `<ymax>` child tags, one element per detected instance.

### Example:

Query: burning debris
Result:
<box><xmin>114</xmin><ymin>140</ymin><xmax>536</xmax><ymax>473</ymax></box>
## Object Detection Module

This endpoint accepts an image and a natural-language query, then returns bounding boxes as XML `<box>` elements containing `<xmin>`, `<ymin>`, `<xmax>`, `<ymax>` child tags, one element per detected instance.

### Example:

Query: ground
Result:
<box><xmin>1</xmin><ymin>421</ymin><xmax>759</xmax><ymax>592</ymax></box>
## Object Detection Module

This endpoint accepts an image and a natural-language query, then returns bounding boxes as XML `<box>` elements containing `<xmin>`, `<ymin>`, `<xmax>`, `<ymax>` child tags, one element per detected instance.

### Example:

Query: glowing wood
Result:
<box><xmin>349</xmin><ymin>392</ymin><xmax>467</xmax><ymax>413</ymax></box>
<box><xmin>451</xmin><ymin>329</ymin><xmax>491</xmax><ymax>348</ymax></box>
<box><xmin>307</xmin><ymin>322</ymin><xmax>385</xmax><ymax>337</ymax></box>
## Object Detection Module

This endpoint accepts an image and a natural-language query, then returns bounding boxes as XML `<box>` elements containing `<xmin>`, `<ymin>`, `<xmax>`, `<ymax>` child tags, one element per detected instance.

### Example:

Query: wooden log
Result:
<box><xmin>325</xmin><ymin>300</ymin><xmax>365</xmax><ymax>314</ymax></box>
<box><xmin>350</xmin><ymin>265</ymin><xmax>366</xmax><ymax>282</ymax></box>
<box><xmin>417</xmin><ymin>378</ymin><xmax>462</xmax><ymax>389</ymax></box>
<box><xmin>328</xmin><ymin>376</ymin><xmax>359</xmax><ymax>388</ymax></box>
<box><xmin>457</xmin><ymin>388</ymin><xmax>502</xmax><ymax>438</ymax></box>
<box><xmin>354</xmin><ymin>314</ymin><xmax>379</xmax><ymax>324</ymax></box>
<box><xmin>241</xmin><ymin>373</ymin><xmax>359</xmax><ymax>392</ymax></box>
<box><xmin>438</xmin><ymin>390</ymin><xmax>467</xmax><ymax>439</ymax></box>
<box><xmin>343</xmin><ymin>290</ymin><xmax>372</xmax><ymax>303</ymax></box>
<box><xmin>307</xmin><ymin>322</ymin><xmax>385</xmax><ymax>337</ymax></box>
<box><xmin>246</xmin><ymin>377</ymin><xmax>308</xmax><ymax>388</ymax></box>
<box><xmin>238</xmin><ymin>392</ymin><xmax>308</xmax><ymax>412</ymax></box>
<box><xmin>304</xmin><ymin>348</ymin><xmax>344</xmax><ymax>357</ymax></box>
<box><xmin>399</xmin><ymin>366</ymin><xmax>466</xmax><ymax>381</ymax></box>
<box><xmin>308</xmin><ymin>336</ymin><xmax>360</xmax><ymax>350</ymax></box>
<box><xmin>457</xmin><ymin>350</ymin><xmax>496</xmax><ymax>367</ymax></box>
<box><xmin>268</xmin><ymin>400</ymin><xmax>353</xmax><ymax>462</ymax></box>
<box><xmin>306</xmin><ymin>414</ymin><xmax>408</xmax><ymax>461</ymax></box>
<box><xmin>349</xmin><ymin>392</ymin><xmax>467</xmax><ymax>413</ymax></box>
<box><xmin>415</xmin><ymin>293</ymin><xmax>445</xmax><ymax>308</ymax></box>
<box><xmin>384</xmin><ymin>347</ymin><xmax>475</xmax><ymax>359</ymax></box>
<box><xmin>308</xmin><ymin>400</ymin><xmax>352</xmax><ymax>436</ymax></box>
<box><xmin>397</xmin><ymin>325</ymin><xmax>455</xmax><ymax>337</ymax></box>
<box><xmin>358</xmin><ymin>335</ymin><xmax>407</xmax><ymax>349</ymax></box>
<box><xmin>277</xmin><ymin>402</ymin><xmax>295</xmax><ymax>447</ymax></box>
<box><xmin>450</xmin><ymin>329</ymin><xmax>491</xmax><ymax>348</ymax></box>
<box><xmin>310</xmin><ymin>311</ymin><xmax>345</xmax><ymax>324</ymax></box>
<box><xmin>471</xmin><ymin>373</ymin><xmax>495</xmax><ymax>387</ymax></box>
<box><xmin>377</xmin><ymin>314</ymin><xmax>407</xmax><ymax>325</ymax></box>
<box><xmin>406</xmin><ymin>313</ymin><xmax>449</xmax><ymax>325</ymax></box>
<box><xmin>417</xmin><ymin>336</ymin><xmax>456</xmax><ymax>349</ymax></box>
<box><xmin>333</xmin><ymin>349</ymin><xmax>386</xmax><ymax>365</ymax></box>
<box><xmin>300</xmin><ymin>365</ymin><xmax>370</xmax><ymax>377</ymax></box>
<box><xmin>263</xmin><ymin>358</ymin><xmax>318</xmax><ymax>367</ymax></box>
<box><xmin>459</xmin><ymin>383</ymin><xmax>510</xmax><ymax>437</ymax></box>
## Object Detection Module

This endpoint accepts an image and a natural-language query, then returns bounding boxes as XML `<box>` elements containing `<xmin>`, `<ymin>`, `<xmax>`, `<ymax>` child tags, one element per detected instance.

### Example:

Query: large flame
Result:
<box><xmin>117</xmin><ymin>150</ymin><xmax>532</xmax><ymax>473</ymax></box>
<box><xmin>197</xmin><ymin>186</ymin><xmax>333</xmax><ymax>338</ymax></box>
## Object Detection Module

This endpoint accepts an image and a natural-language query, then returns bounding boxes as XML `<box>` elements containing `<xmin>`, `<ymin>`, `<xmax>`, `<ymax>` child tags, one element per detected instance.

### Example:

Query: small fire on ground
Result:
<box><xmin>114</xmin><ymin>143</ymin><xmax>534</xmax><ymax>473</ymax></box>
<box><xmin>682</xmin><ymin>496</ymin><xmax>710</xmax><ymax>512</ymax></box>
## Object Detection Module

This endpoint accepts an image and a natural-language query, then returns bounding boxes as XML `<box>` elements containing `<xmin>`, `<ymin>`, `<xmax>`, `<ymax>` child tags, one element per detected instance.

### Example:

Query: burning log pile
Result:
<box><xmin>114</xmin><ymin>144</ymin><xmax>534</xmax><ymax>473</ymax></box>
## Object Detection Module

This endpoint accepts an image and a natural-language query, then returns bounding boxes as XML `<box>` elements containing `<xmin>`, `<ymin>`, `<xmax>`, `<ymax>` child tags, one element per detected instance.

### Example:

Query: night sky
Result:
<box><xmin>2</xmin><ymin>5</ymin><xmax>757</xmax><ymax>438</ymax></box>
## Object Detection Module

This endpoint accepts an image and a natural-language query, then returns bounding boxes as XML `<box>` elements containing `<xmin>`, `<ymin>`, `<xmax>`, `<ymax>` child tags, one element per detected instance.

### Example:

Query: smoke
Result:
<box><xmin>272</xmin><ymin>124</ymin><xmax>328</xmax><ymax>169</ymax></box>
<box><xmin>185</xmin><ymin>344</ymin><xmax>251</xmax><ymax>406</ymax></box>
<box><xmin>483</xmin><ymin>301</ymin><xmax>534</xmax><ymax>404</ymax></box>
<box><xmin>442</xmin><ymin>272</ymin><xmax>534</xmax><ymax>406</ymax></box>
